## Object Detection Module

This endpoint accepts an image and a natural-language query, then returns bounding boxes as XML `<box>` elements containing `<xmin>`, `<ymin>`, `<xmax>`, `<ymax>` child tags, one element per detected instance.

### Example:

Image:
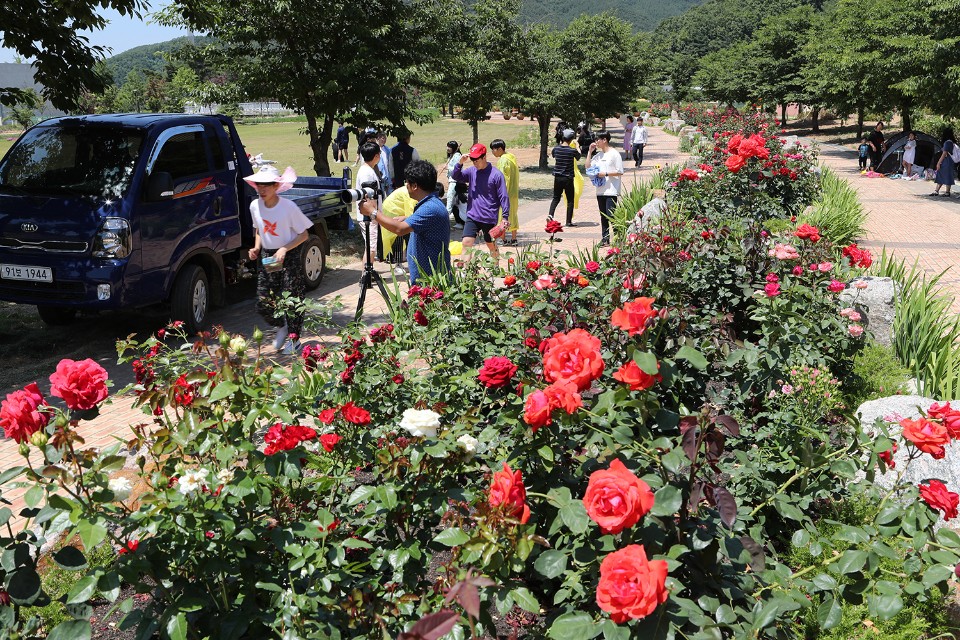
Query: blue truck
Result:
<box><xmin>0</xmin><ymin>113</ymin><xmax>350</xmax><ymax>332</ymax></box>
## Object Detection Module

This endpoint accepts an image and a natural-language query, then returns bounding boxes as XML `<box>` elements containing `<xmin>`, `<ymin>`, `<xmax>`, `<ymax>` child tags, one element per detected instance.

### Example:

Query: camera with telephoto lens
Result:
<box><xmin>340</xmin><ymin>181</ymin><xmax>383</xmax><ymax>204</ymax></box>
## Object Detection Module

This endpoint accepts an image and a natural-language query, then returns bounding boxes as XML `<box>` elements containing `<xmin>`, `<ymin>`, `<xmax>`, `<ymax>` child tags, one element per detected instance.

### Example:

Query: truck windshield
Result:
<box><xmin>0</xmin><ymin>126</ymin><xmax>144</xmax><ymax>198</ymax></box>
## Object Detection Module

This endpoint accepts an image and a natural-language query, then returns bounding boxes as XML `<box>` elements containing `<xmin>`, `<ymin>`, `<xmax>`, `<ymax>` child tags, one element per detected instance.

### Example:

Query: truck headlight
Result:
<box><xmin>92</xmin><ymin>217</ymin><xmax>131</xmax><ymax>258</ymax></box>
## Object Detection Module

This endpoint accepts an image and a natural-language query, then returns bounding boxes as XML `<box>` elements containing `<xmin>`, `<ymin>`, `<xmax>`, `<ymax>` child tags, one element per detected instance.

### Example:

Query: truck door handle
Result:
<box><xmin>214</xmin><ymin>196</ymin><xmax>222</xmax><ymax>216</ymax></box>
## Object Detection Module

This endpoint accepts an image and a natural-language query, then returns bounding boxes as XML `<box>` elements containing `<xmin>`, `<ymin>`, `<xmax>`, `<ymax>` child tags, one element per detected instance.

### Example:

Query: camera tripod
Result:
<box><xmin>355</xmin><ymin>215</ymin><xmax>392</xmax><ymax>322</ymax></box>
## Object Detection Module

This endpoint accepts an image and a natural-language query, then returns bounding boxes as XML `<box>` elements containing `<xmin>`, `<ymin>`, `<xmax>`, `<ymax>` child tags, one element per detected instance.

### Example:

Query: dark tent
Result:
<box><xmin>877</xmin><ymin>131</ymin><xmax>942</xmax><ymax>174</ymax></box>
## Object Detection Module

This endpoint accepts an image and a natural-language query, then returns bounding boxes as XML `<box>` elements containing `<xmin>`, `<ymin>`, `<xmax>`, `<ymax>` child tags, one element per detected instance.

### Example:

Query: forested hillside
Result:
<box><xmin>518</xmin><ymin>0</ymin><xmax>702</xmax><ymax>30</ymax></box>
<box><xmin>104</xmin><ymin>35</ymin><xmax>215</xmax><ymax>85</ymax></box>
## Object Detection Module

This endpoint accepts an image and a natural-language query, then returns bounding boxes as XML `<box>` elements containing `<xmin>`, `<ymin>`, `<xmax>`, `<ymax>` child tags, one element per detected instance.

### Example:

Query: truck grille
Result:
<box><xmin>0</xmin><ymin>280</ymin><xmax>86</xmax><ymax>301</ymax></box>
<box><xmin>0</xmin><ymin>238</ymin><xmax>89</xmax><ymax>253</ymax></box>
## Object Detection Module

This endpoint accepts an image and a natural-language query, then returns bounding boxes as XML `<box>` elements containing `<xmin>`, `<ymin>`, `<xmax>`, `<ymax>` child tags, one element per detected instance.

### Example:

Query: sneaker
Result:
<box><xmin>392</xmin><ymin>265</ymin><xmax>406</xmax><ymax>276</ymax></box>
<box><xmin>273</xmin><ymin>323</ymin><xmax>288</xmax><ymax>350</ymax></box>
<box><xmin>282</xmin><ymin>339</ymin><xmax>301</xmax><ymax>356</ymax></box>
<box><xmin>453</xmin><ymin>223</ymin><xmax>463</xmax><ymax>230</ymax></box>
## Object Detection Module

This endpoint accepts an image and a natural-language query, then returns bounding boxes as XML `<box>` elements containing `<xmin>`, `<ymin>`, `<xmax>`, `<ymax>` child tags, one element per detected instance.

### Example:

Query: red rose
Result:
<box><xmin>503</xmin><ymin>275</ymin><xmax>517</xmax><ymax>286</ymax></box>
<box><xmin>596</xmin><ymin>545</ymin><xmax>669</xmax><ymax>623</ymax></box>
<box><xmin>49</xmin><ymin>358</ymin><xmax>109</xmax><ymax>410</ymax></box>
<box><xmin>611</xmin><ymin>297</ymin><xmax>658</xmax><ymax>337</ymax></box>
<box><xmin>263</xmin><ymin>423</ymin><xmax>318</xmax><ymax>455</ymax></box>
<box><xmin>318</xmin><ymin>408</ymin><xmax>337</xmax><ymax>424</ymax></box>
<box><xmin>392</xmin><ymin>374</ymin><xmax>405</xmax><ymax>384</ymax></box>
<box><xmin>413</xmin><ymin>309</ymin><xmax>429</xmax><ymax>326</ymax></box>
<box><xmin>544</xmin><ymin>381</ymin><xmax>582</xmax><ymax>415</ymax></box>
<box><xmin>919</xmin><ymin>479</ymin><xmax>959</xmax><ymax>520</ymax></box>
<box><xmin>0</xmin><ymin>382</ymin><xmax>50</xmax><ymax>443</ymax></box>
<box><xmin>301</xmin><ymin>344</ymin><xmax>324</xmax><ymax>371</ymax></box>
<box><xmin>901</xmin><ymin>418</ymin><xmax>950</xmax><ymax>458</ymax></box>
<box><xmin>545</xmin><ymin>219</ymin><xmax>563</xmax><ymax>234</ymax></box>
<box><xmin>488</xmin><ymin>463</ymin><xmax>530</xmax><ymax>524</ymax></box>
<box><xmin>340</xmin><ymin>402</ymin><xmax>371</xmax><ymax>425</ymax></box>
<box><xmin>794</xmin><ymin>223</ymin><xmax>821</xmax><ymax>243</ymax></box>
<box><xmin>172</xmin><ymin>374</ymin><xmax>194</xmax><ymax>407</ymax></box>
<box><xmin>725</xmin><ymin>154</ymin><xmax>746</xmax><ymax>173</ymax></box>
<box><xmin>583</xmin><ymin>459</ymin><xmax>655</xmax><ymax>534</ymax></box>
<box><xmin>585</xmin><ymin>261</ymin><xmax>600</xmax><ymax>274</ymax></box>
<box><xmin>523</xmin><ymin>390</ymin><xmax>552</xmax><ymax>432</ymax></box>
<box><xmin>612</xmin><ymin>361</ymin><xmax>661</xmax><ymax>391</ymax></box>
<box><xmin>526</xmin><ymin>260</ymin><xmax>541</xmax><ymax>272</ymax></box>
<box><xmin>478</xmin><ymin>356</ymin><xmax>518</xmax><ymax>389</ymax></box>
<box><xmin>842</xmin><ymin>243</ymin><xmax>873</xmax><ymax>268</ymax></box>
<box><xmin>726</xmin><ymin>134</ymin><xmax>743</xmax><ymax>153</ymax></box>
<box><xmin>542</xmin><ymin>329</ymin><xmax>605</xmax><ymax>392</ymax></box>
<box><xmin>878</xmin><ymin>442</ymin><xmax>898</xmax><ymax>468</ymax></box>
<box><xmin>320</xmin><ymin>433</ymin><xmax>341</xmax><ymax>452</ymax></box>
<box><xmin>118</xmin><ymin>539</ymin><xmax>139</xmax><ymax>555</ymax></box>
<box><xmin>678</xmin><ymin>168</ymin><xmax>699</xmax><ymax>182</ymax></box>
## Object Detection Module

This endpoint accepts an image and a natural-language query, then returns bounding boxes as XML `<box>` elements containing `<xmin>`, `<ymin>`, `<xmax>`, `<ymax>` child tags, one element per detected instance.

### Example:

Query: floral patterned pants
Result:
<box><xmin>256</xmin><ymin>245</ymin><xmax>306</xmax><ymax>337</ymax></box>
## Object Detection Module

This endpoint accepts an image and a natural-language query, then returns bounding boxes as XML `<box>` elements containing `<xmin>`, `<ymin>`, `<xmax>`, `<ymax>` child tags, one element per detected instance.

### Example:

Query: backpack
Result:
<box><xmin>949</xmin><ymin>141</ymin><xmax>960</xmax><ymax>164</ymax></box>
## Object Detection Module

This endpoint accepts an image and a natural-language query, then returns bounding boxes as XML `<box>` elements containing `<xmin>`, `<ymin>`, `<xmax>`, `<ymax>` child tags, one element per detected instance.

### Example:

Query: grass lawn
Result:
<box><xmin>235</xmin><ymin>117</ymin><xmax>540</xmax><ymax>176</ymax></box>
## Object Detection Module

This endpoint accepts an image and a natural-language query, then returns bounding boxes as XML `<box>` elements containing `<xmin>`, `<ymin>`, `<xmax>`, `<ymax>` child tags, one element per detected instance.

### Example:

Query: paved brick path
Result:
<box><xmin>1</xmin><ymin>120</ymin><xmax>688</xmax><ymax>527</ymax></box>
<box><xmin>816</xmin><ymin>143</ymin><xmax>960</xmax><ymax>311</ymax></box>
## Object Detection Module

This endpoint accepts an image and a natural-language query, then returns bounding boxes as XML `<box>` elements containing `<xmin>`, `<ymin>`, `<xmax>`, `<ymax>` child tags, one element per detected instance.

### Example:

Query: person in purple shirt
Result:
<box><xmin>451</xmin><ymin>143</ymin><xmax>509</xmax><ymax>263</ymax></box>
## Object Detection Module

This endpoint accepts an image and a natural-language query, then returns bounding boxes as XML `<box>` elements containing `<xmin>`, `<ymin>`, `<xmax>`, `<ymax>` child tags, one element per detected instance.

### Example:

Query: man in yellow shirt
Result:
<box><xmin>491</xmin><ymin>139</ymin><xmax>520</xmax><ymax>246</ymax></box>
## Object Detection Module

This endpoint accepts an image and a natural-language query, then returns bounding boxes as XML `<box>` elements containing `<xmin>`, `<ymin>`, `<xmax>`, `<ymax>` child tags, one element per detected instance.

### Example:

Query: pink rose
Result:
<box><xmin>827</xmin><ymin>280</ymin><xmax>846</xmax><ymax>293</ymax></box>
<box><xmin>49</xmin><ymin>358</ymin><xmax>109</xmax><ymax>410</ymax></box>
<box><xmin>764</xmin><ymin>282</ymin><xmax>781</xmax><ymax>297</ymax></box>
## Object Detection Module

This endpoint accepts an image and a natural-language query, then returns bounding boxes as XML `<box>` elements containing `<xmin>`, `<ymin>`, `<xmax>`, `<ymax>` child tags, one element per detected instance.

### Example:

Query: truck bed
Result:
<box><xmin>283</xmin><ymin>168</ymin><xmax>352</xmax><ymax>231</ymax></box>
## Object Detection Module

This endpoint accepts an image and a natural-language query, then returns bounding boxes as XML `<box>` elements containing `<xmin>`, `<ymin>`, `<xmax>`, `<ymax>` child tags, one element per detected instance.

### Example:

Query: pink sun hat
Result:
<box><xmin>243</xmin><ymin>165</ymin><xmax>298</xmax><ymax>193</ymax></box>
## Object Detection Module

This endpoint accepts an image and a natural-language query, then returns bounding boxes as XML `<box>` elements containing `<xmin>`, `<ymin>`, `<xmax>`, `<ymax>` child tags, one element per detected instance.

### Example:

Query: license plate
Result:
<box><xmin>0</xmin><ymin>264</ymin><xmax>52</xmax><ymax>283</ymax></box>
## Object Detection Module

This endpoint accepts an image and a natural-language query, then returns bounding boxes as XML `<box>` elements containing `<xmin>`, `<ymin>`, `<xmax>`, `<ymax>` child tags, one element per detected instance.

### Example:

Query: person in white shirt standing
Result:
<box><xmin>245</xmin><ymin>165</ymin><xmax>313</xmax><ymax>354</ymax></box>
<box><xmin>586</xmin><ymin>131</ymin><xmax>624</xmax><ymax>246</ymax></box>
<box><xmin>356</xmin><ymin>142</ymin><xmax>384</xmax><ymax>261</ymax></box>
<box><xmin>631</xmin><ymin>117</ymin><xmax>648</xmax><ymax>168</ymax></box>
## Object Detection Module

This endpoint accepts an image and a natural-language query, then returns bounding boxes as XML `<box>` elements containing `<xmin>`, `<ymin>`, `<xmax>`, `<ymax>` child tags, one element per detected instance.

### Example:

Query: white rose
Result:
<box><xmin>456</xmin><ymin>434</ymin><xmax>479</xmax><ymax>457</ymax></box>
<box><xmin>216</xmin><ymin>469</ymin><xmax>234</xmax><ymax>485</ymax></box>
<box><xmin>230</xmin><ymin>336</ymin><xmax>247</xmax><ymax>353</ymax></box>
<box><xmin>108</xmin><ymin>477</ymin><xmax>132</xmax><ymax>501</ymax></box>
<box><xmin>178</xmin><ymin>469</ymin><xmax>209</xmax><ymax>496</ymax></box>
<box><xmin>398</xmin><ymin>408</ymin><xmax>441</xmax><ymax>438</ymax></box>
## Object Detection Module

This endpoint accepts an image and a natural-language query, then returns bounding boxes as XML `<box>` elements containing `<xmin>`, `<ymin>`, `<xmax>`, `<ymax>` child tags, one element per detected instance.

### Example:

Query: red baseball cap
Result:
<box><xmin>467</xmin><ymin>143</ymin><xmax>487</xmax><ymax>159</ymax></box>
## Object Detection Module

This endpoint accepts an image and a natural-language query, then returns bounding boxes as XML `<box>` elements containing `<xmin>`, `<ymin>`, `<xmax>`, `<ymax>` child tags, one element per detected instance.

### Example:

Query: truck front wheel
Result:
<box><xmin>37</xmin><ymin>305</ymin><xmax>77</xmax><ymax>326</ymax></box>
<box><xmin>301</xmin><ymin>236</ymin><xmax>326</xmax><ymax>291</ymax></box>
<box><xmin>171</xmin><ymin>265</ymin><xmax>210</xmax><ymax>334</ymax></box>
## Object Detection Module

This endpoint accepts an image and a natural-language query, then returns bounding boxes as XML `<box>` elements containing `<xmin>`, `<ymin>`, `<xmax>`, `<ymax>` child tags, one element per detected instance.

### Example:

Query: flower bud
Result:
<box><xmin>29</xmin><ymin>431</ymin><xmax>48</xmax><ymax>448</ymax></box>
<box><xmin>18</xmin><ymin>442</ymin><xmax>30</xmax><ymax>457</ymax></box>
<box><xmin>219</xmin><ymin>332</ymin><xmax>231</xmax><ymax>347</ymax></box>
<box><xmin>229</xmin><ymin>337</ymin><xmax>247</xmax><ymax>354</ymax></box>
<box><xmin>253</xmin><ymin>326</ymin><xmax>264</xmax><ymax>343</ymax></box>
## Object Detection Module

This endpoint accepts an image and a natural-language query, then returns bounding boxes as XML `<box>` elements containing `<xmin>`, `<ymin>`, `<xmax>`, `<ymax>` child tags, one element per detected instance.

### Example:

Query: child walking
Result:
<box><xmin>858</xmin><ymin>137</ymin><xmax>870</xmax><ymax>171</ymax></box>
<box><xmin>245</xmin><ymin>165</ymin><xmax>313</xmax><ymax>355</ymax></box>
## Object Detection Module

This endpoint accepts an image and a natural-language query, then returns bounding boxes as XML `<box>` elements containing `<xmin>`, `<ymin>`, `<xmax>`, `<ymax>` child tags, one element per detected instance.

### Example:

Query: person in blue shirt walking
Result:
<box><xmin>361</xmin><ymin>160</ymin><xmax>451</xmax><ymax>284</ymax></box>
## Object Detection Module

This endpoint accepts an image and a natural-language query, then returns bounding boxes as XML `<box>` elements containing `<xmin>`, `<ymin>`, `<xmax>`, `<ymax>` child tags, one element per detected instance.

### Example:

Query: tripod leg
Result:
<box><xmin>355</xmin><ymin>270</ymin><xmax>370</xmax><ymax>321</ymax></box>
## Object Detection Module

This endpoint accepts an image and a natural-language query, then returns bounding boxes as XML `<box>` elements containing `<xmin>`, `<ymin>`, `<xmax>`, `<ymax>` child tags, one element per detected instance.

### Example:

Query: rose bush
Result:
<box><xmin>0</xmin><ymin>116</ymin><xmax>957</xmax><ymax>640</ymax></box>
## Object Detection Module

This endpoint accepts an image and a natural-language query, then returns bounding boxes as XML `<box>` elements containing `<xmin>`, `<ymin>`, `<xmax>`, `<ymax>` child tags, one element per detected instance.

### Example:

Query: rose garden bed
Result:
<box><xmin>2</xmin><ymin>107</ymin><xmax>960</xmax><ymax>639</ymax></box>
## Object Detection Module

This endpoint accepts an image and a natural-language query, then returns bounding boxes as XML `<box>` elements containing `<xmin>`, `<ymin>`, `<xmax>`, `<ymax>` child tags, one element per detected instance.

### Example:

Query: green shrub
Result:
<box><xmin>800</xmin><ymin>167</ymin><xmax>866</xmax><ymax>246</ymax></box>
<box><xmin>844</xmin><ymin>342</ymin><xmax>910</xmax><ymax>407</ymax></box>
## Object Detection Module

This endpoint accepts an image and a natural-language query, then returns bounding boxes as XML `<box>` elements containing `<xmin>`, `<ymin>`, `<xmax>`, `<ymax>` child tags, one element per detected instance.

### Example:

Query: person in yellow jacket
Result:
<box><xmin>491</xmin><ymin>139</ymin><xmax>520</xmax><ymax>246</ymax></box>
<box><xmin>562</xmin><ymin>139</ymin><xmax>583</xmax><ymax>225</ymax></box>
<box><xmin>377</xmin><ymin>186</ymin><xmax>416</xmax><ymax>274</ymax></box>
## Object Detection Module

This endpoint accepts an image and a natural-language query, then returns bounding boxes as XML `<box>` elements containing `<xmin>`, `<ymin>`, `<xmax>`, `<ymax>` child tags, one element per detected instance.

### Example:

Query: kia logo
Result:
<box><xmin>20</xmin><ymin>223</ymin><xmax>37</xmax><ymax>232</ymax></box>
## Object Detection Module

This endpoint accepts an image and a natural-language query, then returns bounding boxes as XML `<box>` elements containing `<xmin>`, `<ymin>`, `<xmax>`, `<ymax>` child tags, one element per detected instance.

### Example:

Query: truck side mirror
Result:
<box><xmin>146</xmin><ymin>172</ymin><xmax>174</xmax><ymax>201</ymax></box>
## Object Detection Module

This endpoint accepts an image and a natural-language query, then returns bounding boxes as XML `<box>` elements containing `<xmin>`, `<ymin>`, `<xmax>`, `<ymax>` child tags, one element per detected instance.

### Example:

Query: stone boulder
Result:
<box><xmin>647</xmin><ymin>116</ymin><xmax>661</xmax><ymax>126</ymax></box>
<box><xmin>780</xmin><ymin>135</ymin><xmax>801</xmax><ymax>152</ymax></box>
<box><xmin>856</xmin><ymin>395</ymin><xmax>960</xmax><ymax>492</ymax></box>
<box><xmin>670</xmin><ymin>109</ymin><xmax>679</xmax><ymax>120</ymax></box>
<box><xmin>663</xmin><ymin>119</ymin><xmax>687</xmax><ymax>133</ymax></box>
<box><xmin>840</xmin><ymin>276</ymin><xmax>898</xmax><ymax>348</ymax></box>
<box><xmin>627</xmin><ymin>197</ymin><xmax>667</xmax><ymax>234</ymax></box>
<box><xmin>678</xmin><ymin>125</ymin><xmax>697</xmax><ymax>138</ymax></box>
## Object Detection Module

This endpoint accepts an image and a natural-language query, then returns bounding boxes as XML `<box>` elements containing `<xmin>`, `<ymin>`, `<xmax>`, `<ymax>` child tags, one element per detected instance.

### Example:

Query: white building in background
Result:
<box><xmin>184</xmin><ymin>101</ymin><xmax>296</xmax><ymax>117</ymax></box>
<box><xmin>0</xmin><ymin>62</ymin><xmax>67</xmax><ymax>125</ymax></box>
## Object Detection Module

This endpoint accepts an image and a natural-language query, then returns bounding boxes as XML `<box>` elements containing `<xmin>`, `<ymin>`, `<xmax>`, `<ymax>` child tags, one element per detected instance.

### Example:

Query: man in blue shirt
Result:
<box><xmin>361</xmin><ymin>160</ymin><xmax>450</xmax><ymax>284</ymax></box>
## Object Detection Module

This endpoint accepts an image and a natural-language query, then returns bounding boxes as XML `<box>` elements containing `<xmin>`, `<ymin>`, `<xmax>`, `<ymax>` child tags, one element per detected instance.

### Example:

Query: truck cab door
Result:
<box><xmin>137</xmin><ymin>125</ymin><xmax>239</xmax><ymax>298</ymax></box>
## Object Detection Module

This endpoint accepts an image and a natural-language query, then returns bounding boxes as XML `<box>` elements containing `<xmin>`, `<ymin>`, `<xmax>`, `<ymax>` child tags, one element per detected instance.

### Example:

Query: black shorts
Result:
<box><xmin>463</xmin><ymin>217</ymin><xmax>497</xmax><ymax>243</ymax></box>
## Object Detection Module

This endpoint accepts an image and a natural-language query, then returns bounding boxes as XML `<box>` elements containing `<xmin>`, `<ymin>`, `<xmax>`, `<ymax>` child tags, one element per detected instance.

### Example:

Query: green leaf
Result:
<box><xmin>166</xmin><ymin>612</ymin><xmax>188</xmax><ymax>640</ymax></box>
<box><xmin>835</xmin><ymin>550</ymin><xmax>868</xmax><ymax>575</ymax></box>
<box><xmin>347</xmin><ymin>485</ymin><xmax>375</xmax><ymax>506</ymax></box>
<box><xmin>675</xmin><ymin>345</ymin><xmax>708</xmax><ymax>370</ymax></box>
<box><xmin>77</xmin><ymin>519</ymin><xmax>107</xmax><ymax>551</ymax></box>
<box><xmin>791</xmin><ymin>530</ymin><xmax>810</xmax><ymax>547</ymax></box>
<box><xmin>633</xmin><ymin>350</ymin><xmax>659</xmax><ymax>375</ymax></box>
<box><xmin>811</xmin><ymin>574</ymin><xmax>837</xmax><ymax>591</ymax></box>
<box><xmin>53</xmin><ymin>546</ymin><xmax>87</xmax><ymax>571</ymax></box>
<box><xmin>817</xmin><ymin>596</ymin><xmax>842</xmax><ymax>629</ymax></box>
<box><xmin>7</xmin><ymin>568</ymin><xmax>41</xmax><ymax>605</ymax></box>
<box><xmin>869</xmin><ymin>594</ymin><xmax>903</xmax><ymax>620</ymax></box>
<box><xmin>511</xmin><ymin>587</ymin><xmax>540</xmax><ymax>613</ymax></box>
<box><xmin>66</xmin><ymin>575</ymin><xmax>98</xmax><ymax>604</ymax></box>
<box><xmin>559</xmin><ymin>499</ymin><xmax>590</xmax><ymax>534</ymax></box>
<box><xmin>434</xmin><ymin>528</ymin><xmax>471</xmax><ymax>547</ymax></box>
<box><xmin>23</xmin><ymin>484</ymin><xmax>44</xmax><ymax>508</ymax></box>
<box><xmin>538</xmin><ymin>445</ymin><xmax>555</xmax><ymax>463</ymax></box>
<box><xmin>208</xmin><ymin>381</ymin><xmax>239</xmax><ymax>402</ymax></box>
<box><xmin>48</xmin><ymin>620</ymin><xmax>91</xmax><ymax>640</ymax></box>
<box><xmin>546</xmin><ymin>611</ymin><xmax>601</xmax><ymax>640</ymax></box>
<box><xmin>650</xmin><ymin>485</ymin><xmax>682</xmax><ymax>517</ymax></box>
<box><xmin>534</xmin><ymin>550</ymin><xmax>568</xmax><ymax>579</ymax></box>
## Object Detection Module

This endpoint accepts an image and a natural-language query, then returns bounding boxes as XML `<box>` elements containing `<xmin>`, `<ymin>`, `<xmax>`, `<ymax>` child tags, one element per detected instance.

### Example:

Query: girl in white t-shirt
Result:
<box><xmin>245</xmin><ymin>165</ymin><xmax>313</xmax><ymax>354</ymax></box>
<box><xmin>902</xmin><ymin>131</ymin><xmax>917</xmax><ymax>178</ymax></box>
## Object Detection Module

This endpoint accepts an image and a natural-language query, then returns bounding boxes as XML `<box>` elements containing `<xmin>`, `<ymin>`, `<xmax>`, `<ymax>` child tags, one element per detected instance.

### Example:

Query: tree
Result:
<box><xmin>747</xmin><ymin>5</ymin><xmax>817</xmax><ymax>124</ymax></box>
<box><xmin>440</xmin><ymin>0</ymin><xmax>522</xmax><ymax>144</ymax></box>
<box><xmin>9</xmin><ymin>89</ymin><xmax>41</xmax><ymax>130</ymax></box>
<box><xmin>559</xmin><ymin>14</ymin><xmax>640</xmax><ymax>124</ymax></box>
<box><xmin>114</xmin><ymin>71</ymin><xmax>147</xmax><ymax>113</ymax></box>
<box><xmin>158</xmin><ymin>0</ymin><xmax>455</xmax><ymax>176</ymax></box>
<box><xmin>693</xmin><ymin>42</ymin><xmax>755</xmax><ymax>106</ymax></box>
<box><xmin>1</xmin><ymin>0</ymin><xmax>146</xmax><ymax>110</ymax></box>
<box><xmin>509</xmin><ymin>24</ymin><xmax>577</xmax><ymax>168</ymax></box>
